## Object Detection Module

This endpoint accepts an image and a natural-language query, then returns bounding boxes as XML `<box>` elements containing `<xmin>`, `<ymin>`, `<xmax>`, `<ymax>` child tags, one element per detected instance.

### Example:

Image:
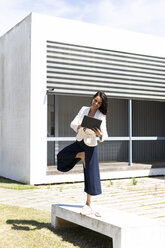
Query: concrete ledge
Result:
<box><xmin>44</xmin><ymin>167</ymin><xmax>165</xmax><ymax>184</ymax></box>
<box><xmin>51</xmin><ymin>204</ymin><xmax>165</xmax><ymax>248</ymax></box>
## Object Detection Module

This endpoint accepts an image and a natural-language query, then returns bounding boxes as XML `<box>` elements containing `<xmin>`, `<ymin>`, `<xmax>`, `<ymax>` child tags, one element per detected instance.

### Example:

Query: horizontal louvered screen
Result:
<box><xmin>46</xmin><ymin>41</ymin><xmax>165</xmax><ymax>100</ymax></box>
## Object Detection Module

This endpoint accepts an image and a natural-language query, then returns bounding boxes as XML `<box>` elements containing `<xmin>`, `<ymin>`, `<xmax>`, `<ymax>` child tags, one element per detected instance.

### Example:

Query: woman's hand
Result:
<box><xmin>92</xmin><ymin>127</ymin><xmax>103</xmax><ymax>140</ymax></box>
<box><xmin>77</xmin><ymin>125</ymin><xmax>82</xmax><ymax>131</ymax></box>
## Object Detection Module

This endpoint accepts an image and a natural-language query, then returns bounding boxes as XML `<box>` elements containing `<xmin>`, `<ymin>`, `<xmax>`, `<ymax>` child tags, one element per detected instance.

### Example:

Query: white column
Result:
<box><xmin>128</xmin><ymin>99</ymin><xmax>132</xmax><ymax>166</ymax></box>
<box><xmin>55</xmin><ymin>95</ymin><xmax>59</xmax><ymax>164</ymax></box>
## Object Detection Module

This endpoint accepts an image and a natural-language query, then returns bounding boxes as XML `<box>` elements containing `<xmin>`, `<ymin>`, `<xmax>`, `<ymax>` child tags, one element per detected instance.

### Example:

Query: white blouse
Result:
<box><xmin>70</xmin><ymin>106</ymin><xmax>108</xmax><ymax>147</ymax></box>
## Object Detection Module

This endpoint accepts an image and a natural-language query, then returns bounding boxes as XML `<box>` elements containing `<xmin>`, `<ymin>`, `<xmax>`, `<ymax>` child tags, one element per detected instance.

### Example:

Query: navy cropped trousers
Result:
<box><xmin>57</xmin><ymin>140</ymin><xmax>102</xmax><ymax>196</ymax></box>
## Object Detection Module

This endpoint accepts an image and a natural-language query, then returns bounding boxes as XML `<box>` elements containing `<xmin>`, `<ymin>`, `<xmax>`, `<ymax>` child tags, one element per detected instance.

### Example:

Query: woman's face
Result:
<box><xmin>91</xmin><ymin>96</ymin><xmax>102</xmax><ymax>110</ymax></box>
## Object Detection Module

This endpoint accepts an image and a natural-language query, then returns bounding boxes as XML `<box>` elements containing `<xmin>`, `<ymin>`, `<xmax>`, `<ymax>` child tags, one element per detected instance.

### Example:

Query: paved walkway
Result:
<box><xmin>1</xmin><ymin>176</ymin><xmax>165</xmax><ymax>222</ymax></box>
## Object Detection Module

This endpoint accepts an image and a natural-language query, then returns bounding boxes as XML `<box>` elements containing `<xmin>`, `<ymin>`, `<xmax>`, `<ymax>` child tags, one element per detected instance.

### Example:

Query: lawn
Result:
<box><xmin>0</xmin><ymin>204</ymin><xmax>112</xmax><ymax>248</ymax></box>
<box><xmin>0</xmin><ymin>176</ymin><xmax>38</xmax><ymax>190</ymax></box>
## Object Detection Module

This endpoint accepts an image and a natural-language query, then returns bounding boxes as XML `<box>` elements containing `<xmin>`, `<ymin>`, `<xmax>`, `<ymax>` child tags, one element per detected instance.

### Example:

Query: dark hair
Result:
<box><xmin>92</xmin><ymin>91</ymin><xmax>108</xmax><ymax>115</ymax></box>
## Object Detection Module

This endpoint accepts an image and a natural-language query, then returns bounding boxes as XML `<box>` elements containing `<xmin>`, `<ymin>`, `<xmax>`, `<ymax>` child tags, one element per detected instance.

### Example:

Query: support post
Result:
<box><xmin>128</xmin><ymin>99</ymin><xmax>132</xmax><ymax>166</ymax></box>
<box><xmin>54</xmin><ymin>95</ymin><xmax>59</xmax><ymax>164</ymax></box>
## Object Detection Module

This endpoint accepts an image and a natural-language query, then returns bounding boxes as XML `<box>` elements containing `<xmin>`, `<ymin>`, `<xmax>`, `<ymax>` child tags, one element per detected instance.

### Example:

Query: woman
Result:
<box><xmin>57</xmin><ymin>91</ymin><xmax>108</xmax><ymax>216</ymax></box>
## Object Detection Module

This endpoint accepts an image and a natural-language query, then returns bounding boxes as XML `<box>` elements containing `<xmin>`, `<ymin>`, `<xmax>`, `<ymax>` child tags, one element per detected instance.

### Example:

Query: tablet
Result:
<box><xmin>81</xmin><ymin>115</ymin><xmax>102</xmax><ymax>129</ymax></box>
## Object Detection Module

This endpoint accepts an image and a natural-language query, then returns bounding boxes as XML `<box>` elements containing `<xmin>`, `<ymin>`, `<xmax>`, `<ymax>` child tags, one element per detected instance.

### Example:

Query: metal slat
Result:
<box><xmin>47</xmin><ymin>89</ymin><xmax>165</xmax><ymax>100</ymax></box>
<box><xmin>47</xmin><ymin>67</ymin><xmax>165</xmax><ymax>83</ymax></box>
<box><xmin>47</xmin><ymin>62</ymin><xmax>165</xmax><ymax>79</ymax></box>
<box><xmin>47</xmin><ymin>58</ymin><xmax>165</xmax><ymax>76</ymax></box>
<box><xmin>46</xmin><ymin>71</ymin><xmax>165</xmax><ymax>86</ymax></box>
<box><xmin>46</xmin><ymin>53</ymin><xmax>165</xmax><ymax>71</ymax></box>
<box><xmin>47</xmin><ymin>41</ymin><xmax>165</xmax><ymax>64</ymax></box>
<box><xmin>46</xmin><ymin>41</ymin><xmax>165</xmax><ymax>100</ymax></box>
<box><xmin>46</xmin><ymin>82</ymin><xmax>165</xmax><ymax>96</ymax></box>
<box><xmin>47</xmin><ymin>52</ymin><xmax>165</xmax><ymax>71</ymax></box>
<box><xmin>46</xmin><ymin>80</ymin><xmax>165</xmax><ymax>92</ymax></box>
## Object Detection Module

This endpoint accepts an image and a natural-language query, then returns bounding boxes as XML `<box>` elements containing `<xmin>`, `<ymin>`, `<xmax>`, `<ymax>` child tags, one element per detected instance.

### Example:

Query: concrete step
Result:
<box><xmin>47</xmin><ymin>161</ymin><xmax>165</xmax><ymax>175</ymax></box>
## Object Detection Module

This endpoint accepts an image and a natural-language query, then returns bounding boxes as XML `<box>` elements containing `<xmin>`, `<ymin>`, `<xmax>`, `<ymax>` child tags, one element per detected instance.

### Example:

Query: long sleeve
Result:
<box><xmin>99</xmin><ymin>115</ymin><xmax>108</xmax><ymax>142</ymax></box>
<box><xmin>70</xmin><ymin>107</ymin><xmax>84</xmax><ymax>133</ymax></box>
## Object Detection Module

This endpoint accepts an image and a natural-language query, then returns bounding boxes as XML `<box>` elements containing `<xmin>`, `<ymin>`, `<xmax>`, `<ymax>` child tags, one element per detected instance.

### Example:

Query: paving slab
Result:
<box><xmin>0</xmin><ymin>177</ymin><xmax>165</xmax><ymax>223</ymax></box>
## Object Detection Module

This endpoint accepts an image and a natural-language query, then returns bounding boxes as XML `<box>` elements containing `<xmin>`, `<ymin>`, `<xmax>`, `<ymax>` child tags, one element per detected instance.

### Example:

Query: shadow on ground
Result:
<box><xmin>6</xmin><ymin>219</ymin><xmax>113</xmax><ymax>248</ymax></box>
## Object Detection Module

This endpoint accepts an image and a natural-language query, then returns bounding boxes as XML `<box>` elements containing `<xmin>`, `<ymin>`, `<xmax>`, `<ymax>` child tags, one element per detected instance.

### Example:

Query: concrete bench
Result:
<box><xmin>51</xmin><ymin>204</ymin><xmax>165</xmax><ymax>248</ymax></box>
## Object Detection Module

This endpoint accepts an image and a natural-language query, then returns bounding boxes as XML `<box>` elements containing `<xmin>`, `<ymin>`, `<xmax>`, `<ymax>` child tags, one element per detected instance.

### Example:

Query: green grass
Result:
<box><xmin>0</xmin><ymin>204</ymin><xmax>112</xmax><ymax>248</ymax></box>
<box><xmin>0</xmin><ymin>177</ymin><xmax>38</xmax><ymax>190</ymax></box>
<box><xmin>109</xmin><ymin>180</ymin><xmax>114</xmax><ymax>186</ymax></box>
<box><xmin>132</xmin><ymin>177</ymin><xmax>138</xmax><ymax>186</ymax></box>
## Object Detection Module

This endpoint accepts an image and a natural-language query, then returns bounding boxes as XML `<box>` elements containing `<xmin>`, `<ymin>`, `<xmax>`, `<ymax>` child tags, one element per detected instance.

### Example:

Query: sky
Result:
<box><xmin>0</xmin><ymin>0</ymin><xmax>165</xmax><ymax>38</ymax></box>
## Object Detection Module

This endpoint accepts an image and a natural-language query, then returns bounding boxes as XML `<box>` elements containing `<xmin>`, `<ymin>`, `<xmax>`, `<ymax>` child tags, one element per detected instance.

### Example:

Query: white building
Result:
<box><xmin>1</xmin><ymin>13</ymin><xmax>165</xmax><ymax>184</ymax></box>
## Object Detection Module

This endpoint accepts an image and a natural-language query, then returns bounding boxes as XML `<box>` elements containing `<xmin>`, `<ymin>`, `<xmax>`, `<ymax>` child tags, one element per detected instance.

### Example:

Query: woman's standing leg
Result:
<box><xmin>80</xmin><ymin>144</ymin><xmax>101</xmax><ymax>215</ymax></box>
<box><xmin>83</xmin><ymin>145</ymin><xmax>102</xmax><ymax>196</ymax></box>
<box><xmin>80</xmin><ymin>193</ymin><xmax>92</xmax><ymax>215</ymax></box>
<box><xmin>86</xmin><ymin>193</ymin><xmax>91</xmax><ymax>206</ymax></box>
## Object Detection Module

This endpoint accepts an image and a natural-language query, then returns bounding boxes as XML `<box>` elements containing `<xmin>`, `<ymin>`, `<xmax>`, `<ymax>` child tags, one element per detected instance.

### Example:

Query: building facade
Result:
<box><xmin>1</xmin><ymin>13</ymin><xmax>165</xmax><ymax>184</ymax></box>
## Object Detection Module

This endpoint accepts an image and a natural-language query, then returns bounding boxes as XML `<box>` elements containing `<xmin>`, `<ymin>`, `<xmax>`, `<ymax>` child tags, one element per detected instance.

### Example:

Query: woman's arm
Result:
<box><xmin>92</xmin><ymin>115</ymin><xmax>108</xmax><ymax>142</ymax></box>
<box><xmin>70</xmin><ymin>107</ymin><xmax>83</xmax><ymax>132</ymax></box>
<box><xmin>99</xmin><ymin>115</ymin><xmax>108</xmax><ymax>142</ymax></box>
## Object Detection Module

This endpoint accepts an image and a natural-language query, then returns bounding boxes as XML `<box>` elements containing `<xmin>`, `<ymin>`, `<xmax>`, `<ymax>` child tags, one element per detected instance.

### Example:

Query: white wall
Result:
<box><xmin>29</xmin><ymin>14</ymin><xmax>47</xmax><ymax>184</ymax></box>
<box><xmin>31</xmin><ymin>12</ymin><xmax>165</xmax><ymax>58</ymax></box>
<box><xmin>0</xmin><ymin>15</ymin><xmax>31</xmax><ymax>183</ymax></box>
<box><xmin>0</xmin><ymin>13</ymin><xmax>48</xmax><ymax>184</ymax></box>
